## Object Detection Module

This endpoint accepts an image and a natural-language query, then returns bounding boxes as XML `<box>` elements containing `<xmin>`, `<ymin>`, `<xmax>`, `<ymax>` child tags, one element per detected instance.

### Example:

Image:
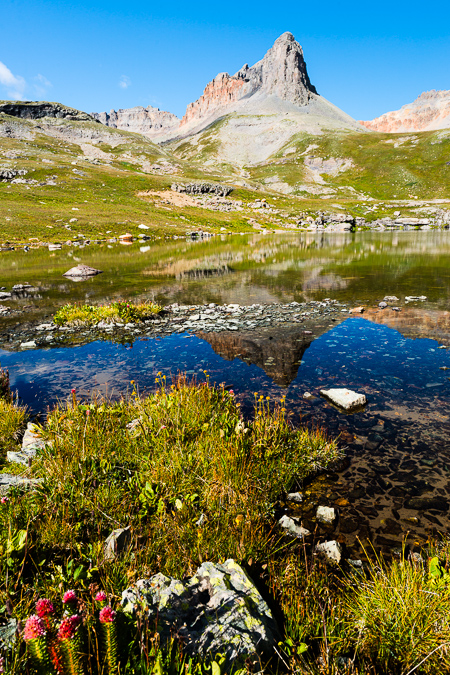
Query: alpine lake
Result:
<box><xmin>2</xmin><ymin>229</ymin><xmax>450</xmax><ymax>559</ymax></box>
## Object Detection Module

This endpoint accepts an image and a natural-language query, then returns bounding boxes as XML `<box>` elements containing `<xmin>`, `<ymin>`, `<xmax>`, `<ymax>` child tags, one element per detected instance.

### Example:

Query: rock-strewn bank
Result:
<box><xmin>0</xmin><ymin>300</ymin><xmax>350</xmax><ymax>351</ymax></box>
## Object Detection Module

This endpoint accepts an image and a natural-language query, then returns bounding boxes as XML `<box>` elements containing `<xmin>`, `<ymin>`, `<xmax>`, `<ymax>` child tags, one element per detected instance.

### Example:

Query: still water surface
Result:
<box><xmin>1</xmin><ymin>231</ymin><xmax>450</xmax><ymax>556</ymax></box>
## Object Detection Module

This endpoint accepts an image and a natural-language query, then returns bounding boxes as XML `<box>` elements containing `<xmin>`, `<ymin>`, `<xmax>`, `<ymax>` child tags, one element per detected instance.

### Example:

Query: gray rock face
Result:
<box><xmin>0</xmin><ymin>101</ymin><xmax>95</xmax><ymax>121</ymax></box>
<box><xmin>121</xmin><ymin>559</ymin><xmax>278</xmax><ymax>665</ymax></box>
<box><xmin>91</xmin><ymin>105</ymin><xmax>180</xmax><ymax>138</ymax></box>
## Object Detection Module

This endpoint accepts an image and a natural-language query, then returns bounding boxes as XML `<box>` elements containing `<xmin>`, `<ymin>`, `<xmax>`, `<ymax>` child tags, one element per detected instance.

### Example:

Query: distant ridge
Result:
<box><xmin>361</xmin><ymin>90</ymin><xmax>450</xmax><ymax>132</ymax></box>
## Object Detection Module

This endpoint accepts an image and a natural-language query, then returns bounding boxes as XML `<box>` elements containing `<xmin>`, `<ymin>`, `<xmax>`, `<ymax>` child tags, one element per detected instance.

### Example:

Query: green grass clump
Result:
<box><xmin>342</xmin><ymin>552</ymin><xmax>450</xmax><ymax>673</ymax></box>
<box><xmin>0</xmin><ymin>367</ymin><xmax>28</xmax><ymax>465</ymax></box>
<box><xmin>53</xmin><ymin>300</ymin><xmax>162</xmax><ymax>326</ymax></box>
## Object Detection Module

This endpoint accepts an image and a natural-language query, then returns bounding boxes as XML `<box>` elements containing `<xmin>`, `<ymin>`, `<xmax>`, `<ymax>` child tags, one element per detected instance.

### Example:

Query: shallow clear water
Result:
<box><xmin>2</xmin><ymin>231</ymin><xmax>450</xmax><ymax>556</ymax></box>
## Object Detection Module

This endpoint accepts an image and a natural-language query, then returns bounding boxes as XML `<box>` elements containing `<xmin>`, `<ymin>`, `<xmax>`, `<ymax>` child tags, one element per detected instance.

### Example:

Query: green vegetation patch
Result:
<box><xmin>53</xmin><ymin>300</ymin><xmax>162</xmax><ymax>327</ymax></box>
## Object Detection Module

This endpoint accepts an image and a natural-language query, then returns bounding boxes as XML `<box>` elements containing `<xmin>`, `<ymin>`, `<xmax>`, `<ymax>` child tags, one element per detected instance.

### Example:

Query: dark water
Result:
<box><xmin>2</xmin><ymin>231</ymin><xmax>450</xmax><ymax>556</ymax></box>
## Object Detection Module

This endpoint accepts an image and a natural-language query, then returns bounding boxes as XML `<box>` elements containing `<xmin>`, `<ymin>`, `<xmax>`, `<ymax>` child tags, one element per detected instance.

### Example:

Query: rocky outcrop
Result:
<box><xmin>0</xmin><ymin>101</ymin><xmax>95</xmax><ymax>122</ymax></box>
<box><xmin>171</xmin><ymin>182</ymin><xmax>232</xmax><ymax>197</ymax></box>
<box><xmin>361</xmin><ymin>90</ymin><xmax>450</xmax><ymax>132</ymax></box>
<box><xmin>180</xmin><ymin>32</ymin><xmax>317</xmax><ymax>128</ymax></box>
<box><xmin>121</xmin><ymin>559</ymin><xmax>278</xmax><ymax>666</ymax></box>
<box><xmin>91</xmin><ymin>106</ymin><xmax>179</xmax><ymax>138</ymax></box>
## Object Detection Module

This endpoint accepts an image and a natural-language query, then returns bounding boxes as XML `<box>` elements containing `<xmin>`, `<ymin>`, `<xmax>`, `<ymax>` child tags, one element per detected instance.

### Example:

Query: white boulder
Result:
<box><xmin>320</xmin><ymin>388</ymin><xmax>366</xmax><ymax>411</ymax></box>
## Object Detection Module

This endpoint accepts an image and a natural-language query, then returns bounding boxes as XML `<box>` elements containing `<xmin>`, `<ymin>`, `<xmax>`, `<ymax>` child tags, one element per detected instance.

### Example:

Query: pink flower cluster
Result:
<box><xmin>23</xmin><ymin>615</ymin><xmax>46</xmax><ymax>641</ymax></box>
<box><xmin>95</xmin><ymin>591</ymin><xmax>107</xmax><ymax>603</ymax></box>
<box><xmin>58</xmin><ymin>614</ymin><xmax>82</xmax><ymax>641</ymax></box>
<box><xmin>63</xmin><ymin>590</ymin><xmax>78</xmax><ymax>605</ymax></box>
<box><xmin>99</xmin><ymin>606</ymin><xmax>116</xmax><ymax>624</ymax></box>
<box><xmin>0</xmin><ymin>497</ymin><xmax>8</xmax><ymax>505</ymax></box>
<box><xmin>36</xmin><ymin>598</ymin><xmax>54</xmax><ymax>618</ymax></box>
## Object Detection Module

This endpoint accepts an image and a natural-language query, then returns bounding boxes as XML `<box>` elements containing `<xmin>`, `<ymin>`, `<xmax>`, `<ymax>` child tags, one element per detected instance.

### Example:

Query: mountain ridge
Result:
<box><xmin>361</xmin><ymin>90</ymin><xmax>450</xmax><ymax>133</ymax></box>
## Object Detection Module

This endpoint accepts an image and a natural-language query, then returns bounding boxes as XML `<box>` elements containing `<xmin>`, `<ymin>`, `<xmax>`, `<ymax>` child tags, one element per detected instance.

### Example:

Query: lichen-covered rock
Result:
<box><xmin>121</xmin><ymin>559</ymin><xmax>278</xmax><ymax>665</ymax></box>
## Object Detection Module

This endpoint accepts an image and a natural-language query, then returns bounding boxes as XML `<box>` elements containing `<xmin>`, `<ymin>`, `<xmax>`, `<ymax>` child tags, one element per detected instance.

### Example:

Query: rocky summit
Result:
<box><xmin>361</xmin><ymin>90</ymin><xmax>450</xmax><ymax>132</ymax></box>
<box><xmin>179</xmin><ymin>31</ymin><xmax>318</xmax><ymax>130</ymax></box>
<box><xmin>92</xmin><ymin>32</ymin><xmax>361</xmax><ymax>147</ymax></box>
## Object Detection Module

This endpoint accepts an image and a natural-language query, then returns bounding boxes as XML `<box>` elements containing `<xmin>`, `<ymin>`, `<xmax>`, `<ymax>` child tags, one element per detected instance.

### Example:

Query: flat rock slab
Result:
<box><xmin>121</xmin><ymin>559</ymin><xmax>278</xmax><ymax>666</ymax></box>
<box><xmin>320</xmin><ymin>388</ymin><xmax>366</xmax><ymax>411</ymax></box>
<box><xmin>63</xmin><ymin>264</ymin><xmax>103</xmax><ymax>277</ymax></box>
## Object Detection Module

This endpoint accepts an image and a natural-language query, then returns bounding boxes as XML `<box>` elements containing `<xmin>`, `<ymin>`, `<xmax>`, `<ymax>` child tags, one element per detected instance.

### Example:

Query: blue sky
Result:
<box><xmin>1</xmin><ymin>0</ymin><xmax>449</xmax><ymax>121</ymax></box>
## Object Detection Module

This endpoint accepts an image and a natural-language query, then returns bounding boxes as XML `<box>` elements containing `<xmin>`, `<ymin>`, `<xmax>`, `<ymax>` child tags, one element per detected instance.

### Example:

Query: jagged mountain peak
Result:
<box><xmin>180</xmin><ymin>32</ymin><xmax>317</xmax><ymax>129</ymax></box>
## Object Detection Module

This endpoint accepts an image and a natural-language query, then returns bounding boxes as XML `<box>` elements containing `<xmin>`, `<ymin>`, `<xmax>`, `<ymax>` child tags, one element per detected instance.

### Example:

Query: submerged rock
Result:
<box><xmin>63</xmin><ymin>264</ymin><xmax>103</xmax><ymax>277</ymax></box>
<box><xmin>121</xmin><ymin>559</ymin><xmax>278</xmax><ymax>665</ymax></box>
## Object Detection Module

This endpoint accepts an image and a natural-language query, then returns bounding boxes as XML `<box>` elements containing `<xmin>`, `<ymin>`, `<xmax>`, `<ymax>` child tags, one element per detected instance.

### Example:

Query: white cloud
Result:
<box><xmin>119</xmin><ymin>75</ymin><xmax>131</xmax><ymax>89</ymax></box>
<box><xmin>0</xmin><ymin>61</ymin><xmax>26</xmax><ymax>100</ymax></box>
<box><xmin>34</xmin><ymin>73</ymin><xmax>53</xmax><ymax>98</ymax></box>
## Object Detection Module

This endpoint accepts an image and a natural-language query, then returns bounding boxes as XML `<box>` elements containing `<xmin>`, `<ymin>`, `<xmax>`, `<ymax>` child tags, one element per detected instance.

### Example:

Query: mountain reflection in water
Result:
<box><xmin>1</xmin><ymin>313</ymin><xmax>450</xmax><ymax>557</ymax></box>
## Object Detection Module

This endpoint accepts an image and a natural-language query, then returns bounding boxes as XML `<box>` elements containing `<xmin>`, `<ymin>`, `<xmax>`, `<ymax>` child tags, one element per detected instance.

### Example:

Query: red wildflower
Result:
<box><xmin>62</xmin><ymin>590</ymin><xmax>77</xmax><ymax>605</ymax></box>
<box><xmin>99</xmin><ymin>606</ymin><xmax>116</xmax><ymax>624</ymax></box>
<box><xmin>57</xmin><ymin>615</ymin><xmax>81</xmax><ymax>641</ymax></box>
<box><xmin>36</xmin><ymin>598</ymin><xmax>54</xmax><ymax>618</ymax></box>
<box><xmin>23</xmin><ymin>615</ymin><xmax>46</xmax><ymax>640</ymax></box>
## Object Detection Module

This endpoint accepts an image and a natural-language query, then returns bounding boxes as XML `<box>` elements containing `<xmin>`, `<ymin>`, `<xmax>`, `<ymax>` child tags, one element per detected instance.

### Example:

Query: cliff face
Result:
<box><xmin>180</xmin><ymin>32</ymin><xmax>317</xmax><ymax>127</ymax></box>
<box><xmin>91</xmin><ymin>106</ymin><xmax>179</xmax><ymax>138</ymax></box>
<box><xmin>0</xmin><ymin>101</ymin><xmax>94</xmax><ymax>122</ymax></box>
<box><xmin>361</xmin><ymin>90</ymin><xmax>450</xmax><ymax>132</ymax></box>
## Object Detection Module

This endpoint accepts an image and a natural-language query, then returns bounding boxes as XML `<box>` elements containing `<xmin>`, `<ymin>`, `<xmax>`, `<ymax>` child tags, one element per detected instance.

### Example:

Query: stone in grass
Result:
<box><xmin>0</xmin><ymin>618</ymin><xmax>17</xmax><ymax>650</ymax></box>
<box><xmin>63</xmin><ymin>264</ymin><xmax>103</xmax><ymax>277</ymax></box>
<box><xmin>104</xmin><ymin>526</ymin><xmax>131</xmax><ymax>561</ymax></box>
<box><xmin>278</xmin><ymin>514</ymin><xmax>310</xmax><ymax>539</ymax></box>
<box><xmin>316</xmin><ymin>505</ymin><xmax>336</xmax><ymax>525</ymax></box>
<box><xmin>320</xmin><ymin>388</ymin><xmax>366</xmax><ymax>412</ymax></box>
<box><xmin>121</xmin><ymin>559</ymin><xmax>279</xmax><ymax>667</ymax></box>
<box><xmin>0</xmin><ymin>474</ymin><xmax>42</xmax><ymax>495</ymax></box>
<box><xmin>315</xmin><ymin>540</ymin><xmax>342</xmax><ymax>564</ymax></box>
<box><xmin>7</xmin><ymin>422</ymin><xmax>47</xmax><ymax>465</ymax></box>
<box><xmin>286</xmin><ymin>491</ymin><xmax>303</xmax><ymax>503</ymax></box>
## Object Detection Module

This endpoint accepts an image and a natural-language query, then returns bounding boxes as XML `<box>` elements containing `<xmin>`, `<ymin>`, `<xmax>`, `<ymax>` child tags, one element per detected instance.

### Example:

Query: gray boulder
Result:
<box><xmin>121</xmin><ymin>559</ymin><xmax>278</xmax><ymax>665</ymax></box>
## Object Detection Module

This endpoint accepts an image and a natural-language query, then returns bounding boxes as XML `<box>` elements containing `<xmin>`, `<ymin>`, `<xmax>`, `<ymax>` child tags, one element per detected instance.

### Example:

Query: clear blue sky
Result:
<box><xmin>1</xmin><ymin>0</ymin><xmax>449</xmax><ymax>121</ymax></box>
